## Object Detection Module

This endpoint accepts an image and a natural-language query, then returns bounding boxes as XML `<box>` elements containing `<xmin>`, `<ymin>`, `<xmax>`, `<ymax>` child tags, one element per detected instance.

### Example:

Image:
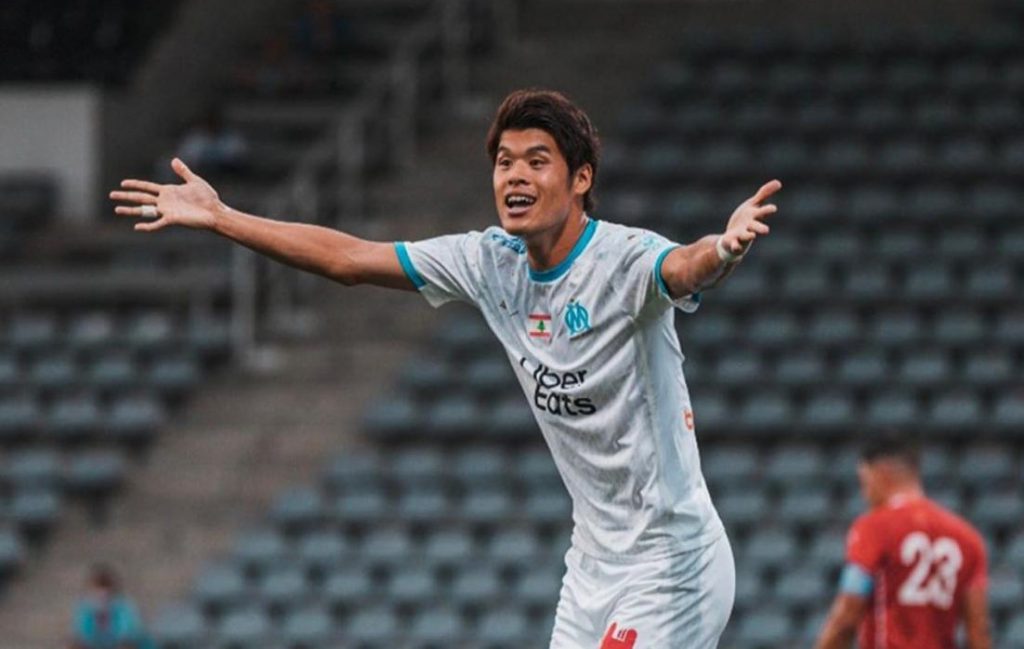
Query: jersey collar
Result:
<box><xmin>527</xmin><ymin>217</ymin><xmax>598</xmax><ymax>283</ymax></box>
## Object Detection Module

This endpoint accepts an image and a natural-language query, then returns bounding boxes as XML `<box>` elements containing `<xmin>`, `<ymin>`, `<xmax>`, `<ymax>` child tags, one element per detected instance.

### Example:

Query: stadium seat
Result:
<box><xmin>408</xmin><ymin>605</ymin><xmax>464</xmax><ymax>644</ymax></box>
<box><xmin>453</xmin><ymin>446</ymin><xmax>508</xmax><ymax>488</ymax></box>
<box><xmin>10</xmin><ymin>488</ymin><xmax>61</xmax><ymax>538</ymax></box>
<box><xmin>774</xmin><ymin>565</ymin><xmax>830</xmax><ymax>609</ymax></box>
<box><xmin>359</xmin><ymin>527</ymin><xmax>413</xmax><ymax>568</ymax></box>
<box><xmin>836</xmin><ymin>351</ymin><xmax>889</xmax><ymax>387</ymax></box>
<box><xmin>460</xmin><ymin>488</ymin><xmax>513</xmax><ymax>526</ymax></box>
<box><xmin>765</xmin><ymin>446</ymin><xmax>825</xmax><ymax>486</ymax></box>
<box><xmin>777</xmin><ymin>491</ymin><xmax>833</xmax><ymax>527</ymax></box>
<box><xmin>0</xmin><ymin>395</ymin><xmax>42</xmax><ymax>444</ymax></box>
<box><xmin>29</xmin><ymin>352</ymin><xmax>79</xmax><ymax>392</ymax></box>
<box><xmin>271</xmin><ymin>487</ymin><xmax>326</xmax><ymax>533</ymax></box>
<box><xmin>387</xmin><ymin>564</ymin><xmax>436</xmax><ymax>606</ymax></box>
<box><xmin>256</xmin><ymin>565</ymin><xmax>308</xmax><ymax>611</ymax></box>
<box><xmin>281</xmin><ymin>604</ymin><xmax>333</xmax><ymax>648</ymax></box>
<box><xmin>422</xmin><ymin>527</ymin><xmax>476</xmax><ymax>570</ymax></box>
<box><xmin>362</xmin><ymin>396</ymin><xmax>419</xmax><ymax>439</ymax></box>
<box><xmin>66</xmin><ymin>451</ymin><xmax>126</xmax><ymax>520</ymax></box>
<box><xmin>971</xmin><ymin>492</ymin><xmax>1024</xmax><ymax>532</ymax></box>
<box><xmin>735</xmin><ymin>607</ymin><xmax>795</xmax><ymax>647</ymax></box>
<box><xmin>323</xmin><ymin>451</ymin><xmax>383</xmax><ymax>494</ymax></box>
<box><xmin>346</xmin><ymin>605</ymin><xmax>400</xmax><ymax>644</ymax></box>
<box><xmin>866</xmin><ymin>391</ymin><xmax>921</xmax><ymax>429</ymax></box>
<box><xmin>477</xmin><ymin>606</ymin><xmax>530</xmax><ymax>645</ymax></box>
<box><xmin>296</xmin><ymin>530</ymin><xmax>349</xmax><ymax>578</ymax></box>
<box><xmin>48</xmin><ymin>393</ymin><xmax>102</xmax><ymax>444</ymax></box>
<box><xmin>333</xmin><ymin>486</ymin><xmax>389</xmax><ymax>527</ymax></box>
<box><xmin>927</xmin><ymin>391</ymin><xmax>984</xmax><ymax>434</ymax></box>
<box><xmin>523</xmin><ymin>488</ymin><xmax>572</xmax><ymax>527</ymax></box>
<box><xmin>67</xmin><ymin>312</ymin><xmax>116</xmax><ymax>352</ymax></box>
<box><xmin>396</xmin><ymin>486</ymin><xmax>450</xmax><ymax>525</ymax></box>
<box><xmin>322</xmin><ymin>565</ymin><xmax>374</xmax><ymax>608</ymax></box>
<box><xmin>718</xmin><ymin>490</ymin><xmax>771</xmax><ymax>531</ymax></box>
<box><xmin>151</xmin><ymin>603</ymin><xmax>207</xmax><ymax>649</ymax></box>
<box><xmin>3</xmin><ymin>449</ymin><xmax>61</xmax><ymax>490</ymax></box>
<box><xmin>514</xmin><ymin>563</ymin><xmax>562</xmax><ymax>608</ymax></box>
<box><xmin>233</xmin><ymin>529</ymin><xmax>290</xmax><ymax>576</ymax></box>
<box><xmin>390</xmin><ymin>447</ymin><xmax>445</xmax><ymax>486</ymax></box>
<box><xmin>800</xmin><ymin>392</ymin><xmax>856</xmax><ymax>433</ymax></box>
<box><xmin>87</xmin><ymin>353</ymin><xmax>139</xmax><ymax>392</ymax></box>
<box><xmin>450</xmin><ymin>563</ymin><xmax>502</xmax><ymax>608</ymax></box>
<box><xmin>217</xmin><ymin>606</ymin><xmax>271</xmax><ymax>649</ymax></box>
<box><xmin>194</xmin><ymin>561</ymin><xmax>248</xmax><ymax>613</ymax></box>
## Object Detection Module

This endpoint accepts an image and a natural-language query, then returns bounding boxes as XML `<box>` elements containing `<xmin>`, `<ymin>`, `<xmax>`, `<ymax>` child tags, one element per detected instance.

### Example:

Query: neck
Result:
<box><xmin>525</xmin><ymin>209</ymin><xmax>588</xmax><ymax>271</ymax></box>
<box><xmin>883</xmin><ymin>484</ymin><xmax>924</xmax><ymax>507</ymax></box>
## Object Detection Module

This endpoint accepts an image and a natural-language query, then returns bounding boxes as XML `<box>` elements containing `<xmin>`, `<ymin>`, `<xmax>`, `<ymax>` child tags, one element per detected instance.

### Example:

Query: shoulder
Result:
<box><xmin>933</xmin><ymin>501</ymin><xmax>987</xmax><ymax>552</ymax></box>
<box><xmin>477</xmin><ymin>226</ymin><xmax>528</xmax><ymax>256</ymax></box>
<box><xmin>592</xmin><ymin>220</ymin><xmax>676</xmax><ymax>260</ymax></box>
<box><xmin>849</xmin><ymin>509</ymin><xmax>887</xmax><ymax>543</ymax></box>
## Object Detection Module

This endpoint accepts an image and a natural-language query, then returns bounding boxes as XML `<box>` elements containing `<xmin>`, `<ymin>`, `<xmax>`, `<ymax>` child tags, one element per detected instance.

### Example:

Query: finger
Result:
<box><xmin>737</xmin><ymin>230</ymin><xmax>757</xmax><ymax>244</ymax></box>
<box><xmin>751</xmin><ymin>179</ymin><xmax>783</xmax><ymax>204</ymax></box>
<box><xmin>109</xmin><ymin>190</ymin><xmax>157</xmax><ymax>205</ymax></box>
<box><xmin>172</xmin><ymin>157</ymin><xmax>198</xmax><ymax>183</ymax></box>
<box><xmin>134</xmin><ymin>219</ymin><xmax>168</xmax><ymax>233</ymax></box>
<box><xmin>749</xmin><ymin>221</ymin><xmax>770</xmax><ymax>235</ymax></box>
<box><xmin>756</xmin><ymin>203</ymin><xmax>778</xmax><ymax>218</ymax></box>
<box><xmin>120</xmin><ymin>179</ymin><xmax>163</xmax><ymax>194</ymax></box>
<box><xmin>114</xmin><ymin>206</ymin><xmax>147</xmax><ymax>217</ymax></box>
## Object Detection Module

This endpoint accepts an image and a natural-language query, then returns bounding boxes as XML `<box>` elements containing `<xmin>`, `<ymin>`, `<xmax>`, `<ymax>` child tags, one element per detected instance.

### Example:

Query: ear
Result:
<box><xmin>572</xmin><ymin>163</ymin><xmax>593</xmax><ymax>198</ymax></box>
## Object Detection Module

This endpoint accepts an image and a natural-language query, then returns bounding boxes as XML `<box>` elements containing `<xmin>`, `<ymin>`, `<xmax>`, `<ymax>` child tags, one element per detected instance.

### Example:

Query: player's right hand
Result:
<box><xmin>109</xmin><ymin>158</ymin><xmax>223</xmax><ymax>232</ymax></box>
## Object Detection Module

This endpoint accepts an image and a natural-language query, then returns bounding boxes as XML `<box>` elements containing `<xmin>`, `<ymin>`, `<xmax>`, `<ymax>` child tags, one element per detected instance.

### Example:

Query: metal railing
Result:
<box><xmin>230</xmin><ymin>0</ymin><xmax>515</xmax><ymax>366</ymax></box>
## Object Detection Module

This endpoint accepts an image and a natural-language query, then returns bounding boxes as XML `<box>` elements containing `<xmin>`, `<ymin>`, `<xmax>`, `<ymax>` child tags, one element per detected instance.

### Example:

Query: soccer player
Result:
<box><xmin>111</xmin><ymin>89</ymin><xmax>781</xmax><ymax>648</ymax></box>
<box><xmin>813</xmin><ymin>435</ymin><xmax>991</xmax><ymax>649</ymax></box>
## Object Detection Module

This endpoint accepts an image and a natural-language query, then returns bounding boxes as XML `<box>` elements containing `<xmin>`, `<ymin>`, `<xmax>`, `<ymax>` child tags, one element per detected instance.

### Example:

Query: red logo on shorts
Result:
<box><xmin>600</xmin><ymin>622</ymin><xmax>638</xmax><ymax>649</ymax></box>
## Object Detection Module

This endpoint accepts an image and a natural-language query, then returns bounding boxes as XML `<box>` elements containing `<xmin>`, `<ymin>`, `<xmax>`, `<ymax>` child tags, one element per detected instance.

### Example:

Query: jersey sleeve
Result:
<box><xmin>396</xmin><ymin>231</ymin><xmax>484</xmax><ymax>308</ymax></box>
<box><xmin>846</xmin><ymin>514</ymin><xmax>885</xmax><ymax>574</ymax></box>
<box><xmin>618</xmin><ymin>230</ymin><xmax>701</xmax><ymax>317</ymax></box>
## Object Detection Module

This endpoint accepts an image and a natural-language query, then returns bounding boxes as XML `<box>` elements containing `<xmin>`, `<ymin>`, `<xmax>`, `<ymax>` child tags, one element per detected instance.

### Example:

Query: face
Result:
<box><xmin>492</xmin><ymin>128</ymin><xmax>591</xmax><ymax>238</ymax></box>
<box><xmin>857</xmin><ymin>461</ymin><xmax>884</xmax><ymax>508</ymax></box>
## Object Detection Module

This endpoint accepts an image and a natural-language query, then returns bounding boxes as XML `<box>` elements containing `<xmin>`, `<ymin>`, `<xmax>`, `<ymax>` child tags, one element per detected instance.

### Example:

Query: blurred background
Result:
<box><xmin>1</xmin><ymin>0</ymin><xmax>1023</xmax><ymax>647</ymax></box>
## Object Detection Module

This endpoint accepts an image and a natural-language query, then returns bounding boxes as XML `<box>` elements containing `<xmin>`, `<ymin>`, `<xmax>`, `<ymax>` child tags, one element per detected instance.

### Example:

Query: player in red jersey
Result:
<box><xmin>813</xmin><ymin>435</ymin><xmax>991</xmax><ymax>649</ymax></box>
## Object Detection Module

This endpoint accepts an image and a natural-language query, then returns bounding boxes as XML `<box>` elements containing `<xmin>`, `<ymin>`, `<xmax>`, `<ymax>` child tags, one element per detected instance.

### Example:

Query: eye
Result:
<box><xmin>530</xmin><ymin>158</ymin><xmax>546</xmax><ymax>168</ymax></box>
<box><xmin>497</xmin><ymin>158</ymin><xmax>512</xmax><ymax>169</ymax></box>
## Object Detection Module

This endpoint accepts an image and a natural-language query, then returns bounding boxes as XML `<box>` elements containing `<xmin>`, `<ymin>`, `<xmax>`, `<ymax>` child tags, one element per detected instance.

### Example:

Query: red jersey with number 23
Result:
<box><xmin>846</xmin><ymin>495</ymin><xmax>987</xmax><ymax>649</ymax></box>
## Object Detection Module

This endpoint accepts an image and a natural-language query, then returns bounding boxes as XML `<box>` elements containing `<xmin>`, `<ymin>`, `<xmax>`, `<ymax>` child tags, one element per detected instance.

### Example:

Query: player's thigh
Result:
<box><xmin>549</xmin><ymin>548</ymin><xmax>607</xmax><ymax>649</ymax></box>
<box><xmin>603</xmin><ymin>534</ymin><xmax>736</xmax><ymax>648</ymax></box>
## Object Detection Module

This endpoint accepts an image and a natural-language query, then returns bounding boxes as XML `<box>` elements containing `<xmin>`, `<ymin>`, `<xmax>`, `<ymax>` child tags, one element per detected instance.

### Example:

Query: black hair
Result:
<box><xmin>486</xmin><ymin>88</ymin><xmax>601</xmax><ymax>212</ymax></box>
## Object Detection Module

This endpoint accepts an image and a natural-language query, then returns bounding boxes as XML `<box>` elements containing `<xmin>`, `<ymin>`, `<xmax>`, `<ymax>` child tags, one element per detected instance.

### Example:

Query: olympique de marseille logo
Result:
<box><xmin>564</xmin><ymin>300</ymin><xmax>591</xmax><ymax>336</ymax></box>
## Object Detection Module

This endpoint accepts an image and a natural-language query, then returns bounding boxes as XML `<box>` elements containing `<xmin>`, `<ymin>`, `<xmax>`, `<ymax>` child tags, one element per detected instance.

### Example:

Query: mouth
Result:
<box><xmin>504</xmin><ymin>193</ymin><xmax>537</xmax><ymax>216</ymax></box>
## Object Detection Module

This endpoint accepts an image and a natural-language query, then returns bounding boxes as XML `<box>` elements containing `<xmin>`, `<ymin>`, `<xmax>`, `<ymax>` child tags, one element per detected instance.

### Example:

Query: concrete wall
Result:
<box><xmin>0</xmin><ymin>85</ymin><xmax>101</xmax><ymax>221</ymax></box>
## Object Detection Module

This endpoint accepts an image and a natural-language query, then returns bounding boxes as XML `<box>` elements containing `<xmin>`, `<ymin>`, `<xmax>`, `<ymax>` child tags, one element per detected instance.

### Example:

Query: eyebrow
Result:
<box><xmin>497</xmin><ymin>144</ymin><xmax>552</xmax><ymax>156</ymax></box>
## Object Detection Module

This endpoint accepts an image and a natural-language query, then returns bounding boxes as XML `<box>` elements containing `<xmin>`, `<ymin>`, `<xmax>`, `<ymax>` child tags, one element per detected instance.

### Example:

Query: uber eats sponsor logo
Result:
<box><xmin>518</xmin><ymin>357</ymin><xmax>597</xmax><ymax>416</ymax></box>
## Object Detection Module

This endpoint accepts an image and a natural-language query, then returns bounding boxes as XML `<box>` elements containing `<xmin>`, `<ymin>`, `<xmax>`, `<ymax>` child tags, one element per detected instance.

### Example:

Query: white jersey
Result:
<box><xmin>396</xmin><ymin>218</ymin><xmax>723</xmax><ymax>560</ymax></box>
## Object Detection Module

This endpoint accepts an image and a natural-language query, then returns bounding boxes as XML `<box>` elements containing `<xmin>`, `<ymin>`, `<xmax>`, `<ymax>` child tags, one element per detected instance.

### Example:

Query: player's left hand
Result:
<box><xmin>721</xmin><ymin>179</ymin><xmax>782</xmax><ymax>256</ymax></box>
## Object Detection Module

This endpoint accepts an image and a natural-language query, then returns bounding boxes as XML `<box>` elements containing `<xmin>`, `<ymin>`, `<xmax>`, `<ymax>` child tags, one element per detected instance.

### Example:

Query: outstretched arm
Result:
<box><xmin>964</xmin><ymin>584</ymin><xmax>992</xmax><ymax>649</ymax></box>
<box><xmin>110</xmin><ymin>158</ymin><xmax>415</xmax><ymax>290</ymax></box>
<box><xmin>659</xmin><ymin>179</ymin><xmax>781</xmax><ymax>299</ymax></box>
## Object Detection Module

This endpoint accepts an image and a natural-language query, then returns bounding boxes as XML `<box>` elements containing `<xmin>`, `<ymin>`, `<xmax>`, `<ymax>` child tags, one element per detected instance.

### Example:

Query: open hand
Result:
<box><xmin>721</xmin><ymin>179</ymin><xmax>782</xmax><ymax>255</ymax></box>
<box><xmin>109</xmin><ymin>158</ymin><xmax>223</xmax><ymax>232</ymax></box>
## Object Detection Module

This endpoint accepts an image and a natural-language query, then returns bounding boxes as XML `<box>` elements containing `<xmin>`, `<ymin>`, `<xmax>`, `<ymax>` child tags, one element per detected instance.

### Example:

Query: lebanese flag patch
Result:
<box><xmin>528</xmin><ymin>313</ymin><xmax>552</xmax><ymax>339</ymax></box>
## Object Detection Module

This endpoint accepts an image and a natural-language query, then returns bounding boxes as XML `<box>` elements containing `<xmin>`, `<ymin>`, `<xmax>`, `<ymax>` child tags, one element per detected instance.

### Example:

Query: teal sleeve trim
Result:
<box><xmin>654</xmin><ymin>244</ymin><xmax>681</xmax><ymax>297</ymax></box>
<box><xmin>839</xmin><ymin>563</ymin><xmax>874</xmax><ymax>597</ymax></box>
<box><xmin>394</xmin><ymin>242</ymin><xmax>426</xmax><ymax>289</ymax></box>
<box><xmin>528</xmin><ymin>218</ymin><xmax>599</xmax><ymax>282</ymax></box>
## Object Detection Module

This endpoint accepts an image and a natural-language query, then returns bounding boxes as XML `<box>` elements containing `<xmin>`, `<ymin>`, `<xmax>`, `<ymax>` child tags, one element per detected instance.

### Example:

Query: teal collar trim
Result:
<box><xmin>528</xmin><ymin>218</ymin><xmax>598</xmax><ymax>283</ymax></box>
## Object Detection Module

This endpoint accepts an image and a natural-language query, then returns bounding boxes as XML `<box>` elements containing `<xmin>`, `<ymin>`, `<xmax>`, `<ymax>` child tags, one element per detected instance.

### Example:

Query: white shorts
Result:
<box><xmin>549</xmin><ymin>532</ymin><xmax>735</xmax><ymax>649</ymax></box>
